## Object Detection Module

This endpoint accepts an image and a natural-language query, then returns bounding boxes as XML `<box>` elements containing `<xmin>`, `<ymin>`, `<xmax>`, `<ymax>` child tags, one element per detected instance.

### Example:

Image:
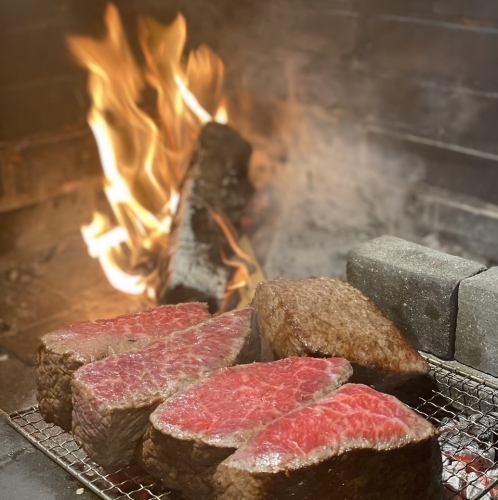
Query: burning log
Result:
<box><xmin>157</xmin><ymin>122</ymin><xmax>253</xmax><ymax>310</ymax></box>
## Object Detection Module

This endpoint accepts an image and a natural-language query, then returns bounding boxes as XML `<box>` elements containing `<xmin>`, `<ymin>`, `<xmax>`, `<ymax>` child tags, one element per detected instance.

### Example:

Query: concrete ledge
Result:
<box><xmin>347</xmin><ymin>235</ymin><xmax>485</xmax><ymax>359</ymax></box>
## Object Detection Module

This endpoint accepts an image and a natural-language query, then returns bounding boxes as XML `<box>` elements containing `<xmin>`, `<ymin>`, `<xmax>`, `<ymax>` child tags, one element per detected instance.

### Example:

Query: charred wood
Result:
<box><xmin>157</xmin><ymin>122</ymin><xmax>253</xmax><ymax>311</ymax></box>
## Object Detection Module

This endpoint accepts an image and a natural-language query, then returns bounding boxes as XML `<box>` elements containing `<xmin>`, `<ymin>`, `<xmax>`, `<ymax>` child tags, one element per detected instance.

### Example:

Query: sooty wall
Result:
<box><xmin>2</xmin><ymin>0</ymin><xmax>498</xmax><ymax>278</ymax></box>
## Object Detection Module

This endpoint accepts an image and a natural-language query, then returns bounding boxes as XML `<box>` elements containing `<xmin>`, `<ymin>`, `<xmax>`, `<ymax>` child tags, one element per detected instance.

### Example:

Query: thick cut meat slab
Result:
<box><xmin>252</xmin><ymin>278</ymin><xmax>429</xmax><ymax>379</ymax></box>
<box><xmin>72</xmin><ymin>308</ymin><xmax>259</xmax><ymax>469</ymax></box>
<box><xmin>215</xmin><ymin>384</ymin><xmax>442</xmax><ymax>500</ymax></box>
<box><xmin>142</xmin><ymin>357</ymin><xmax>352</xmax><ymax>499</ymax></box>
<box><xmin>37</xmin><ymin>303</ymin><xmax>210</xmax><ymax>429</ymax></box>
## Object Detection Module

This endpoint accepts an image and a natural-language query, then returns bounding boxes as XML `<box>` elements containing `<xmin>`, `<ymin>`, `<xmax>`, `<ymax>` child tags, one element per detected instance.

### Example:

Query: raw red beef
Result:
<box><xmin>142</xmin><ymin>357</ymin><xmax>353</xmax><ymax>498</ymax></box>
<box><xmin>72</xmin><ymin>307</ymin><xmax>259</xmax><ymax>468</ymax></box>
<box><xmin>37</xmin><ymin>302</ymin><xmax>210</xmax><ymax>429</ymax></box>
<box><xmin>215</xmin><ymin>384</ymin><xmax>442</xmax><ymax>499</ymax></box>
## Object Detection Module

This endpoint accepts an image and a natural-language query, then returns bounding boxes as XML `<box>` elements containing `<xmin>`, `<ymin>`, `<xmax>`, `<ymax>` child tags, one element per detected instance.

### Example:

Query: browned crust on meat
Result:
<box><xmin>252</xmin><ymin>278</ymin><xmax>429</xmax><ymax>376</ymax></box>
<box><xmin>234</xmin><ymin>311</ymin><xmax>261</xmax><ymax>365</ymax></box>
<box><xmin>141</xmin><ymin>425</ymin><xmax>235</xmax><ymax>500</ymax></box>
<box><xmin>214</xmin><ymin>436</ymin><xmax>442</xmax><ymax>500</ymax></box>
<box><xmin>36</xmin><ymin>343</ymin><xmax>83</xmax><ymax>430</ymax></box>
<box><xmin>72</xmin><ymin>373</ymin><xmax>160</xmax><ymax>469</ymax></box>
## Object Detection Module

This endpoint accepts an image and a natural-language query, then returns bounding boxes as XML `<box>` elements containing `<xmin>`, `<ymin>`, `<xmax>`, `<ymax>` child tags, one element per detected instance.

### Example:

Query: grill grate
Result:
<box><xmin>7</xmin><ymin>406</ymin><xmax>176</xmax><ymax>500</ymax></box>
<box><xmin>414</xmin><ymin>355</ymin><xmax>498</xmax><ymax>499</ymax></box>
<box><xmin>7</xmin><ymin>355</ymin><xmax>498</xmax><ymax>500</ymax></box>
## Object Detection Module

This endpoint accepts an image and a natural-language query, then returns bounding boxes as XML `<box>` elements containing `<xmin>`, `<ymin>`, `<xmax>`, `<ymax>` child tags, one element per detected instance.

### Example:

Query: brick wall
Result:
<box><xmin>0</xmin><ymin>0</ymin><xmax>239</xmax><ymax>210</ymax></box>
<box><xmin>4</xmin><ymin>0</ymin><xmax>498</xmax><ymax>187</ymax></box>
<box><xmin>2</xmin><ymin>0</ymin><xmax>498</xmax><ymax>270</ymax></box>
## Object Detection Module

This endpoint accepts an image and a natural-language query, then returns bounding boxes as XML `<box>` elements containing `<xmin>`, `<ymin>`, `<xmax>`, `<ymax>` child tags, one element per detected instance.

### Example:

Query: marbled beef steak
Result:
<box><xmin>252</xmin><ymin>278</ymin><xmax>429</xmax><ymax>380</ymax></box>
<box><xmin>215</xmin><ymin>384</ymin><xmax>441</xmax><ymax>500</ymax></box>
<box><xmin>72</xmin><ymin>307</ymin><xmax>259</xmax><ymax>469</ymax></box>
<box><xmin>142</xmin><ymin>357</ymin><xmax>353</xmax><ymax>499</ymax></box>
<box><xmin>37</xmin><ymin>303</ymin><xmax>210</xmax><ymax>429</ymax></box>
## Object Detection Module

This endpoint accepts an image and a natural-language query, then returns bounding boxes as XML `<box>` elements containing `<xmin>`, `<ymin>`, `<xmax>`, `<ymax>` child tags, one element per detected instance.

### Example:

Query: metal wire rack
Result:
<box><xmin>7</xmin><ymin>355</ymin><xmax>498</xmax><ymax>500</ymax></box>
<box><xmin>7</xmin><ymin>406</ymin><xmax>177</xmax><ymax>500</ymax></box>
<box><xmin>415</xmin><ymin>354</ymin><xmax>498</xmax><ymax>499</ymax></box>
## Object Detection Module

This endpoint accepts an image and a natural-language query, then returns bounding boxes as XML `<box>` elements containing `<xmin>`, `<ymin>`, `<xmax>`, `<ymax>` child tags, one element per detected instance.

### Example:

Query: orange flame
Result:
<box><xmin>214</xmin><ymin>100</ymin><xmax>229</xmax><ymax>124</ymax></box>
<box><xmin>210</xmin><ymin>211</ymin><xmax>264</xmax><ymax>310</ymax></box>
<box><xmin>69</xmin><ymin>4</ymin><xmax>226</xmax><ymax>297</ymax></box>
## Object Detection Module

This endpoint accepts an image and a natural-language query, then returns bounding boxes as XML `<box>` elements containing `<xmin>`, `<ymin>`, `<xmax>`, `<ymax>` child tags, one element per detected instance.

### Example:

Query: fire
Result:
<box><xmin>81</xmin><ymin>213</ymin><xmax>146</xmax><ymax>295</ymax></box>
<box><xmin>210</xmin><ymin>211</ymin><xmax>265</xmax><ymax>311</ymax></box>
<box><xmin>214</xmin><ymin>100</ymin><xmax>229</xmax><ymax>124</ymax></box>
<box><xmin>69</xmin><ymin>4</ymin><xmax>226</xmax><ymax>297</ymax></box>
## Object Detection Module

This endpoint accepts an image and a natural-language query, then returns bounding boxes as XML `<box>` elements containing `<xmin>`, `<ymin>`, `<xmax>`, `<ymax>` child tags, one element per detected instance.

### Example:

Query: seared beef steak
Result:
<box><xmin>37</xmin><ymin>303</ymin><xmax>209</xmax><ymax>429</ymax></box>
<box><xmin>252</xmin><ymin>278</ymin><xmax>428</xmax><ymax>380</ymax></box>
<box><xmin>142</xmin><ymin>357</ymin><xmax>353</xmax><ymax>499</ymax></box>
<box><xmin>72</xmin><ymin>308</ymin><xmax>259</xmax><ymax>469</ymax></box>
<box><xmin>215</xmin><ymin>384</ymin><xmax>441</xmax><ymax>500</ymax></box>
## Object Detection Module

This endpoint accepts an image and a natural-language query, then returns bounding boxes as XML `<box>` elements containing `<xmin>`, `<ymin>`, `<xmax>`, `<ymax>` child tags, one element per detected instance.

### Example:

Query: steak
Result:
<box><xmin>215</xmin><ymin>384</ymin><xmax>442</xmax><ymax>500</ymax></box>
<box><xmin>252</xmin><ymin>278</ymin><xmax>429</xmax><ymax>381</ymax></box>
<box><xmin>142</xmin><ymin>357</ymin><xmax>353</xmax><ymax>499</ymax></box>
<box><xmin>72</xmin><ymin>307</ymin><xmax>259</xmax><ymax>469</ymax></box>
<box><xmin>37</xmin><ymin>302</ymin><xmax>210</xmax><ymax>429</ymax></box>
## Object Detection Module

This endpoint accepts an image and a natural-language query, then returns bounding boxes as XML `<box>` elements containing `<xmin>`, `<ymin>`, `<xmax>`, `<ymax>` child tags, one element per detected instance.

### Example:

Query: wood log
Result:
<box><xmin>157</xmin><ymin>122</ymin><xmax>253</xmax><ymax>311</ymax></box>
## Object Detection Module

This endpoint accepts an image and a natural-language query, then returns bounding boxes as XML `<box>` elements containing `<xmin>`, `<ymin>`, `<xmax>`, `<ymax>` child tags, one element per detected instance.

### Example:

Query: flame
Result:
<box><xmin>210</xmin><ymin>211</ymin><xmax>265</xmax><ymax>310</ymax></box>
<box><xmin>69</xmin><ymin>4</ymin><xmax>226</xmax><ymax>296</ymax></box>
<box><xmin>174</xmin><ymin>74</ymin><xmax>212</xmax><ymax>125</ymax></box>
<box><xmin>214</xmin><ymin>100</ymin><xmax>228</xmax><ymax>124</ymax></box>
<box><xmin>81</xmin><ymin>213</ymin><xmax>146</xmax><ymax>295</ymax></box>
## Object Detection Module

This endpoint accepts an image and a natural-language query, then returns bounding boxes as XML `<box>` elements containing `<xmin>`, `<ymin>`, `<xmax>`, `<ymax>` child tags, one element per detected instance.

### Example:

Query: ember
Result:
<box><xmin>439</xmin><ymin>414</ymin><xmax>498</xmax><ymax>499</ymax></box>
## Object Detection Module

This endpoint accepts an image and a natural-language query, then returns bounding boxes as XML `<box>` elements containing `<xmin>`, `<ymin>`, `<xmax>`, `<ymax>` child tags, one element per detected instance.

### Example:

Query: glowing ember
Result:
<box><xmin>69</xmin><ymin>3</ymin><xmax>226</xmax><ymax>297</ymax></box>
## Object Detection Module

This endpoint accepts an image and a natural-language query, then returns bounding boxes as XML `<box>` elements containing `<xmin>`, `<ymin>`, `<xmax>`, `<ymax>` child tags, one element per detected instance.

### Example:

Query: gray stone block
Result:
<box><xmin>455</xmin><ymin>268</ymin><xmax>498</xmax><ymax>377</ymax></box>
<box><xmin>347</xmin><ymin>235</ymin><xmax>486</xmax><ymax>359</ymax></box>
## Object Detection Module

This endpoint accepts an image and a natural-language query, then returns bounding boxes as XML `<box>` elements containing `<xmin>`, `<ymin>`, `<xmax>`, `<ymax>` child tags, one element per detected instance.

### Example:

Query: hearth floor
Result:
<box><xmin>0</xmin><ymin>184</ymin><xmax>146</xmax><ymax>413</ymax></box>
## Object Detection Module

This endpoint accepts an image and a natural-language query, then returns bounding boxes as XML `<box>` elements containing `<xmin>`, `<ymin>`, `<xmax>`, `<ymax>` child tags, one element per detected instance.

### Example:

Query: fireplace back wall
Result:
<box><xmin>2</xmin><ymin>0</ymin><xmax>498</xmax><ymax>280</ymax></box>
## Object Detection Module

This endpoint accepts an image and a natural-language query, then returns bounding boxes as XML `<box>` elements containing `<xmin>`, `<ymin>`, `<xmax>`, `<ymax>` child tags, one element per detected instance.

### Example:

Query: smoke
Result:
<box><xmin>205</xmin><ymin>1</ymin><xmax>431</xmax><ymax>278</ymax></box>
<box><xmin>198</xmin><ymin>0</ymin><xmax>498</xmax><ymax>278</ymax></box>
<box><xmin>259</xmin><ymin>110</ymin><xmax>426</xmax><ymax>279</ymax></box>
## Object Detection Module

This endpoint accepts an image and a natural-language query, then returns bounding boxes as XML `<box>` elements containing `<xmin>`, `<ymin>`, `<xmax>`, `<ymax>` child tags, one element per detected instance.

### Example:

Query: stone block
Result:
<box><xmin>455</xmin><ymin>268</ymin><xmax>498</xmax><ymax>377</ymax></box>
<box><xmin>347</xmin><ymin>235</ymin><xmax>485</xmax><ymax>359</ymax></box>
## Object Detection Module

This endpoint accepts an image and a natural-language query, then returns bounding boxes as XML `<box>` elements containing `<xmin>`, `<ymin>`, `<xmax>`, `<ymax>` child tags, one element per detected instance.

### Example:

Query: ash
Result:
<box><xmin>439</xmin><ymin>414</ymin><xmax>498</xmax><ymax>499</ymax></box>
